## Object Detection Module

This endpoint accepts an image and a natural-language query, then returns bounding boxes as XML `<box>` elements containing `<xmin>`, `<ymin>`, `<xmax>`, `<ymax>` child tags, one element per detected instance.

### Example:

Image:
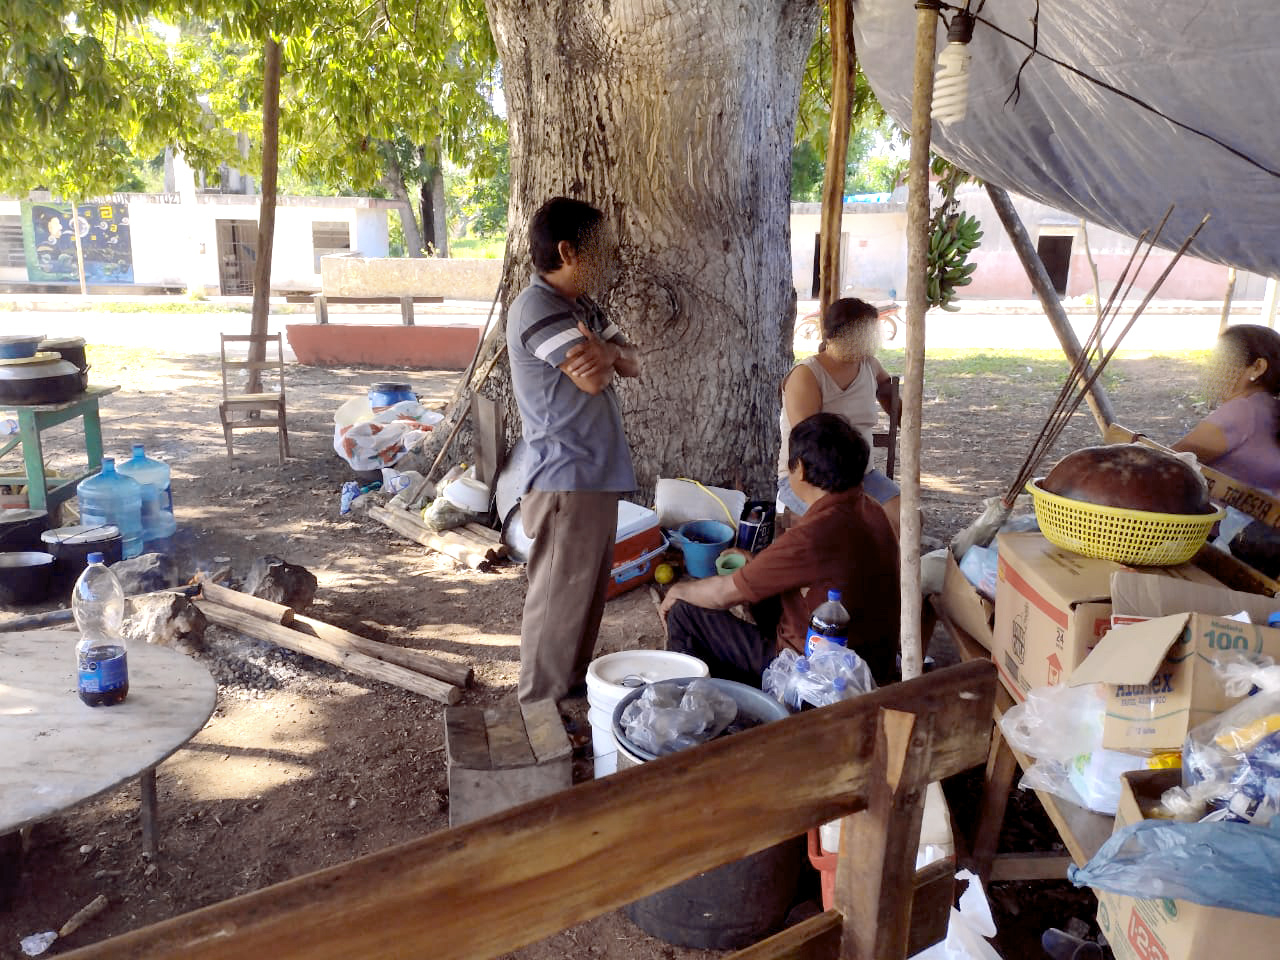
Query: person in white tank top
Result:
<box><xmin>777</xmin><ymin>297</ymin><xmax>901</xmax><ymax>537</ymax></box>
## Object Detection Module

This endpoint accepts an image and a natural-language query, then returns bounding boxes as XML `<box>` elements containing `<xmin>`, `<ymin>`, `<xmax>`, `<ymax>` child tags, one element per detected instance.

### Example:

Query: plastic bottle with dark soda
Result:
<box><xmin>73</xmin><ymin>552</ymin><xmax>129</xmax><ymax>707</ymax></box>
<box><xmin>804</xmin><ymin>589</ymin><xmax>850</xmax><ymax>657</ymax></box>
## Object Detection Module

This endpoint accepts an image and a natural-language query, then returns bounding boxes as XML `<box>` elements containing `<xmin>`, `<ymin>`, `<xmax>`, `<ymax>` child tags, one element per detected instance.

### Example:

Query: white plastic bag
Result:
<box><xmin>909</xmin><ymin>870</ymin><xmax>1002</xmax><ymax>960</ymax></box>
<box><xmin>1000</xmin><ymin>683</ymin><xmax>1148</xmax><ymax>815</ymax></box>
<box><xmin>333</xmin><ymin>400</ymin><xmax>443</xmax><ymax>470</ymax></box>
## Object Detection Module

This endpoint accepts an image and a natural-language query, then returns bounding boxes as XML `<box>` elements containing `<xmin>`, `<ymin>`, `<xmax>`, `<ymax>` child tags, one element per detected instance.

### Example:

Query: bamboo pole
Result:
<box><xmin>985</xmin><ymin>183</ymin><xmax>1115</xmax><ymax>433</ymax></box>
<box><xmin>899</xmin><ymin>1</ymin><xmax>941</xmax><ymax>683</ymax></box>
<box><xmin>197</xmin><ymin>600</ymin><xmax>462</xmax><ymax>705</ymax></box>
<box><xmin>818</xmin><ymin>0</ymin><xmax>855</xmax><ymax>314</ymax></box>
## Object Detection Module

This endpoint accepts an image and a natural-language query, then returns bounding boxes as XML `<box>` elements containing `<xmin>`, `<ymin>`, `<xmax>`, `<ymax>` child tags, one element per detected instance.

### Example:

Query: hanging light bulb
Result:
<box><xmin>932</xmin><ymin>11</ymin><xmax>976</xmax><ymax>125</ymax></box>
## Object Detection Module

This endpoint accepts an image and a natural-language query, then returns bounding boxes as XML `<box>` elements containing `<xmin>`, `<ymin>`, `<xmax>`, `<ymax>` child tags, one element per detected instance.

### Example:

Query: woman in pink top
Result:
<box><xmin>777</xmin><ymin>297</ymin><xmax>901</xmax><ymax>535</ymax></box>
<box><xmin>1174</xmin><ymin>324</ymin><xmax>1280</xmax><ymax>493</ymax></box>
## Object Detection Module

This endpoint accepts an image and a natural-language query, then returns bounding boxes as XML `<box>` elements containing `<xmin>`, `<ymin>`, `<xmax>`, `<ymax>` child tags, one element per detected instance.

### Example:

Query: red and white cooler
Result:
<box><xmin>607</xmin><ymin>501</ymin><xmax>668</xmax><ymax>600</ymax></box>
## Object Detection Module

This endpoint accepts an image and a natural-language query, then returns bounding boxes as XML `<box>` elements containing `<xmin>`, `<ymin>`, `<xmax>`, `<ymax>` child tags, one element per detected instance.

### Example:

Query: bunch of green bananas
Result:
<box><xmin>926</xmin><ymin>210</ymin><xmax>983</xmax><ymax>311</ymax></box>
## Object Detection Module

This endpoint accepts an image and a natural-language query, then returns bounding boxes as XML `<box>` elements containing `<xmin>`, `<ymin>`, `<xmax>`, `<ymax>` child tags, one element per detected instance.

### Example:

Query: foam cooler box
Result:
<box><xmin>607</xmin><ymin>501</ymin><xmax>667</xmax><ymax>601</ymax></box>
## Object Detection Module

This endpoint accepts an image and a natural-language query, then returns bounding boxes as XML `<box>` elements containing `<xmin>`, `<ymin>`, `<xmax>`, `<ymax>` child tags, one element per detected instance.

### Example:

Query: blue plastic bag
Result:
<box><xmin>1069</xmin><ymin>818</ymin><xmax>1280</xmax><ymax>916</ymax></box>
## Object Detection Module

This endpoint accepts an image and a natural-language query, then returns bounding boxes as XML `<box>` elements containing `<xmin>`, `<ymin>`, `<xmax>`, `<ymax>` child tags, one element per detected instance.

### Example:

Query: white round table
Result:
<box><xmin>0</xmin><ymin>630</ymin><xmax>216</xmax><ymax>850</ymax></box>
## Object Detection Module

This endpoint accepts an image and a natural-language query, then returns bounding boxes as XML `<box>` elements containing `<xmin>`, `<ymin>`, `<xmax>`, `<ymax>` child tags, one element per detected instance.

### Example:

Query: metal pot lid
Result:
<box><xmin>38</xmin><ymin>336</ymin><xmax>86</xmax><ymax>349</ymax></box>
<box><xmin>370</xmin><ymin>381</ymin><xmax>412</xmax><ymax>392</ymax></box>
<box><xmin>0</xmin><ymin>334</ymin><xmax>45</xmax><ymax>345</ymax></box>
<box><xmin>41</xmin><ymin>524</ymin><xmax>121</xmax><ymax>545</ymax></box>
<box><xmin>0</xmin><ymin>509</ymin><xmax>49</xmax><ymax>526</ymax></box>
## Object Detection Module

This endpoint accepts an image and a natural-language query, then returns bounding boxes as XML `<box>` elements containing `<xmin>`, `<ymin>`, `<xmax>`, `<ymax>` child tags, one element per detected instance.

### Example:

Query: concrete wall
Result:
<box><xmin>321</xmin><ymin>254</ymin><xmax>503</xmax><ymax>301</ymax></box>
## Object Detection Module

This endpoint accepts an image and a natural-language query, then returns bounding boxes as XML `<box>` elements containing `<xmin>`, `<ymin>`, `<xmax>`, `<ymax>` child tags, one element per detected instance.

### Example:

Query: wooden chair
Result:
<box><xmin>873</xmin><ymin>374</ymin><xmax>901</xmax><ymax>480</ymax></box>
<box><xmin>218</xmin><ymin>333</ymin><xmax>290</xmax><ymax>463</ymax></box>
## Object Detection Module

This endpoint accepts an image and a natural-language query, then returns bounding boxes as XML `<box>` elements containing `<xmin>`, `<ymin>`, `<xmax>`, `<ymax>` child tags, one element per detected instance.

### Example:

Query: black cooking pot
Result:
<box><xmin>0</xmin><ymin>551</ymin><xmax>55</xmax><ymax>606</ymax></box>
<box><xmin>0</xmin><ymin>509</ymin><xmax>51</xmax><ymax>553</ymax></box>
<box><xmin>0</xmin><ymin>352</ymin><xmax>83</xmax><ymax>405</ymax></box>
<box><xmin>38</xmin><ymin>336</ymin><xmax>89</xmax><ymax>389</ymax></box>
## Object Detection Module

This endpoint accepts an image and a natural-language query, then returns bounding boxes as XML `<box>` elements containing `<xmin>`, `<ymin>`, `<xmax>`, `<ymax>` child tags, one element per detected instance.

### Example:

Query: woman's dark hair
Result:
<box><xmin>1221</xmin><ymin>324</ymin><xmax>1280</xmax><ymax>442</ymax></box>
<box><xmin>821</xmin><ymin>297</ymin><xmax>879</xmax><ymax>342</ymax></box>
<box><xmin>787</xmin><ymin>412</ymin><xmax>869</xmax><ymax>493</ymax></box>
<box><xmin>529</xmin><ymin>197</ymin><xmax>604</xmax><ymax>273</ymax></box>
<box><xmin>1221</xmin><ymin>324</ymin><xmax>1280</xmax><ymax>395</ymax></box>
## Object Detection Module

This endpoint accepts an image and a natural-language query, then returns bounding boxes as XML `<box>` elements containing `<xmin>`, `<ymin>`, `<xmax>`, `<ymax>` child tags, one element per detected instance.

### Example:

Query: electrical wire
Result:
<box><xmin>936</xmin><ymin>1</ymin><xmax>1280</xmax><ymax>179</ymax></box>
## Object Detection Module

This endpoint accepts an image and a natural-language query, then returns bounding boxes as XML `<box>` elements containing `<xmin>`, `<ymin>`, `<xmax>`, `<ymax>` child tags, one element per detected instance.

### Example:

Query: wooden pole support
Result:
<box><xmin>836</xmin><ymin>707</ymin><xmax>933</xmax><ymax>960</ymax></box>
<box><xmin>898</xmin><ymin>0</ymin><xmax>939</xmax><ymax>683</ymax></box>
<box><xmin>196</xmin><ymin>600</ymin><xmax>462</xmax><ymax>705</ymax></box>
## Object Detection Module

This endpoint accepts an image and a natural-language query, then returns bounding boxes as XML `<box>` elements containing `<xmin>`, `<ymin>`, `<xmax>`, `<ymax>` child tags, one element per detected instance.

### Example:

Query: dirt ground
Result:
<box><xmin>0</xmin><ymin>338</ymin><xmax>1208</xmax><ymax>959</ymax></box>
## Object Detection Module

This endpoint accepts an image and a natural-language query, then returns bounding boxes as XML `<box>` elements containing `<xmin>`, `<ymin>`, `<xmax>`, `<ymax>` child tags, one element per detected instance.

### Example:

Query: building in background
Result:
<box><xmin>790</xmin><ymin>187</ymin><xmax>1269</xmax><ymax>303</ymax></box>
<box><xmin>0</xmin><ymin>193</ymin><xmax>393</xmax><ymax>295</ymax></box>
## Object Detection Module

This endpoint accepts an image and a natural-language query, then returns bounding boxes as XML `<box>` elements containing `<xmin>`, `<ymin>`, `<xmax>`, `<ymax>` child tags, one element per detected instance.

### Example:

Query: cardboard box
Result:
<box><xmin>991</xmin><ymin>534</ymin><xmax>1219</xmax><ymax>703</ymax></box>
<box><xmin>940</xmin><ymin>550</ymin><xmax>994</xmax><ymax>651</ymax></box>
<box><xmin>1071</xmin><ymin>608</ymin><xmax>1280</xmax><ymax>752</ymax></box>
<box><xmin>1095</xmin><ymin>769</ymin><xmax>1280</xmax><ymax>960</ymax></box>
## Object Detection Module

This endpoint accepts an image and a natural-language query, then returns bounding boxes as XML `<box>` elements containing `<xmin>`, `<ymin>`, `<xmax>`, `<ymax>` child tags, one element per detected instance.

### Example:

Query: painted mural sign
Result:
<box><xmin>22</xmin><ymin>201</ymin><xmax>134</xmax><ymax>284</ymax></box>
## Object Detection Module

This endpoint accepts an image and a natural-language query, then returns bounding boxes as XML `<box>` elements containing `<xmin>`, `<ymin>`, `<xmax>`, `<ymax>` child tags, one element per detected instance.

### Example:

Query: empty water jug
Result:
<box><xmin>77</xmin><ymin>458</ymin><xmax>144</xmax><ymax>559</ymax></box>
<box><xmin>116</xmin><ymin>444</ymin><xmax>176</xmax><ymax>543</ymax></box>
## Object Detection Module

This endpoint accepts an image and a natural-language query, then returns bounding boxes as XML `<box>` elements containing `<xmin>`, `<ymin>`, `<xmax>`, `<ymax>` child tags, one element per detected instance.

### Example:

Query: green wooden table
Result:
<box><xmin>0</xmin><ymin>384</ymin><xmax>121</xmax><ymax>514</ymax></box>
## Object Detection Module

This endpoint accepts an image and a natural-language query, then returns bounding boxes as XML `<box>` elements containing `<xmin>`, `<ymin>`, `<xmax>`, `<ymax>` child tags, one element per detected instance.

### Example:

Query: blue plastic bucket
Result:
<box><xmin>368</xmin><ymin>382</ymin><xmax>415</xmax><ymax>410</ymax></box>
<box><xmin>670</xmin><ymin>520</ymin><xmax>735</xmax><ymax>578</ymax></box>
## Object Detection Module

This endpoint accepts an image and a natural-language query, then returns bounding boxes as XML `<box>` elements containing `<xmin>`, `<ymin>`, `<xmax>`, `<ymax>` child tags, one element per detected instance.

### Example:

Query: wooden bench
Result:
<box><xmin>304</xmin><ymin>294</ymin><xmax>445</xmax><ymax>326</ymax></box>
<box><xmin>64</xmin><ymin>661</ymin><xmax>996</xmax><ymax>960</ymax></box>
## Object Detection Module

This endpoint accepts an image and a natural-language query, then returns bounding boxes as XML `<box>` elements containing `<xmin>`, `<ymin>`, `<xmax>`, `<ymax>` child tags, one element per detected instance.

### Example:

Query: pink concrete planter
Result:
<box><xmin>286</xmin><ymin>323</ymin><xmax>481</xmax><ymax>370</ymax></box>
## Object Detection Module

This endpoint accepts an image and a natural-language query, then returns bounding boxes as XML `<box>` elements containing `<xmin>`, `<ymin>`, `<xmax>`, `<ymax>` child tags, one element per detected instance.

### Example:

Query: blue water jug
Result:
<box><xmin>77</xmin><ymin>458</ymin><xmax>144</xmax><ymax>559</ymax></box>
<box><xmin>116</xmin><ymin>444</ymin><xmax>176</xmax><ymax>543</ymax></box>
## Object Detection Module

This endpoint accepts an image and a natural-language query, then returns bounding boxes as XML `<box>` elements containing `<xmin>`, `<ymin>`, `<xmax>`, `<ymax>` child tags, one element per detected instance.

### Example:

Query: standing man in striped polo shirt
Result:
<box><xmin>507</xmin><ymin>197</ymin><xmax>641</xmax><ymax>704</ymax></box>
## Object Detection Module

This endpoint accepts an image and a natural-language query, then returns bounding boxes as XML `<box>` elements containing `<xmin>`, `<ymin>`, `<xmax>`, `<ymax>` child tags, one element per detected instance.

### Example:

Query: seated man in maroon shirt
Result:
<box><xmin>659</xmin><ymin>413</ymin><xmax>900</xmax><ymax>687</ymax></box>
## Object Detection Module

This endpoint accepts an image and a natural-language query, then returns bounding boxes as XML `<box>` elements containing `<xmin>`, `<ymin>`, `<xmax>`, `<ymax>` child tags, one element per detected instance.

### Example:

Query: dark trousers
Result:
<box><xmin>665</xmin><ymin>600</ymin><xmax>774</xmax><ymax>688</ymax></box>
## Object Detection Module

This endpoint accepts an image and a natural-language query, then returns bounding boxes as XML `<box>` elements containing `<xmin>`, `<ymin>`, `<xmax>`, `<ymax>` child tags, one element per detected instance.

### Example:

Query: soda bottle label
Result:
<box><xmin>805</xmin><ymin>627</ymin><xmax>848</xmax><ymax>657</ymax></box>
<box><xmin>78</xmin><ymin>647</ymin><xmax>128</xmax><ymax>694</ymax></box>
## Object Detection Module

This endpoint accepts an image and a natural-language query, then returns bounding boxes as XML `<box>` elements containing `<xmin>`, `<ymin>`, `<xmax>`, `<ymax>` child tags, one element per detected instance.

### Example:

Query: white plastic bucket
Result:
<box><xmin>585</xmin><ymin>649</ymin><xmax>709</xmax><ymax>778</ymax></box>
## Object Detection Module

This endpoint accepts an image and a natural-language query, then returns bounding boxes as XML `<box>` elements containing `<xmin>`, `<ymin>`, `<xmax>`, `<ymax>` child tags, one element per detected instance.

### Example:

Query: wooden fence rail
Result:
<box><xmin>62</xmin><ymin>661</ymin><xmax>996</xmax><ymax>960</ymax></box>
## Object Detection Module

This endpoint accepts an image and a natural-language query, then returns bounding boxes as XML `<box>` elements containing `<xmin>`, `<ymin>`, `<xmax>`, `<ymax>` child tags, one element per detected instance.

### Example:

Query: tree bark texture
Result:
<box><xmin>382</xmin><ymin>149</ymin><xmax>424</xmax><ymax>258</ymax></box>
<box><xmin>249</xmin><ymin>36</ymin><xmax>281</xmax><ymax>392</ymax></box>
<box><xmin>482</xmin><ymin>0</ymin><xmax>818</xmax><ymax>498</ymax></box>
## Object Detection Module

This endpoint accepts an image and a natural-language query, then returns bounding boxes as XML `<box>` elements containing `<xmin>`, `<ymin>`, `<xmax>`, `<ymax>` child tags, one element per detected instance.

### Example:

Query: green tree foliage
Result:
<box><xmin>449</xmin><ymin>136</ymin><xmax>508</xmax><ymax>237</ymax></box>
<box><xmin>790</xmin><ymin>5</ymin><xmax>910</xmax><ymax>202</ymax></box>
<box><xmin>1</xmin><ymin>1</ymin><xmax>503</xmax><ymax>209</ymax></box>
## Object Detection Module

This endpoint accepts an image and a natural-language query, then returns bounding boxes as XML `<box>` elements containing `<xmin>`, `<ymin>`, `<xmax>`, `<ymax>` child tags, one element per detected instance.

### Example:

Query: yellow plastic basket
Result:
<box><xmin>1026</xmin><ymin>480</ymin><xmax>1224</xmax><ymax>566</ymax></box>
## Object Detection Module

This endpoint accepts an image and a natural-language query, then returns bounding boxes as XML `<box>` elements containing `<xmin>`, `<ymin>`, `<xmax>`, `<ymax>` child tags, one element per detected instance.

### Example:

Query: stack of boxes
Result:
<box><xmin>951</xmin><ymin>530</ymin><xmax>1280</xmax><ymax>959</ymax></box>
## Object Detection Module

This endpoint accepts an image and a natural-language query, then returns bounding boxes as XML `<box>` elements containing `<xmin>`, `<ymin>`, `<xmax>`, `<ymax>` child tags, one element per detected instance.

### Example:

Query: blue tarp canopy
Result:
<box><xmin>852</xmin><ymin>1</ymin><xmax>1280</xmax><ymax>278</ymax></box>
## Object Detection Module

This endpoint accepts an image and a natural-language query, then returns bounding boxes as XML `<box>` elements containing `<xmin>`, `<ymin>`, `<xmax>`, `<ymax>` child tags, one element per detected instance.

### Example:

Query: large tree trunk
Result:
<box><xmin>381</xmin><ymin>149</ymin><xmax>424</xmax><ymax>258</ymax></box>
<box><xmin>482</xmin><ymin>0</ymin><xmax>817</xmax><ymax>498</ymax></box>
